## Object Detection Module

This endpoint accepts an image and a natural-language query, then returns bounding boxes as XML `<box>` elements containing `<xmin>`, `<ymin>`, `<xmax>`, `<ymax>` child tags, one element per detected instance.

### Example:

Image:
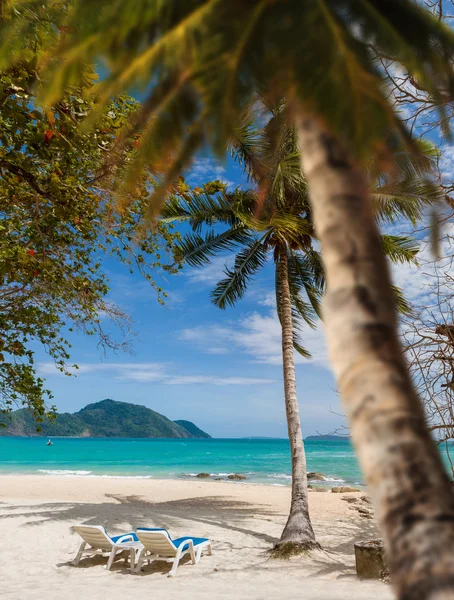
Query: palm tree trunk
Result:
<box><xmin>296</xmin><ymin>113</ymin><xmax>454</xmax><ymax>599</ymax></box>
<box><xmin>276</xmin><ymin>243</ymin><xmax>319</xmax><ymax>551</ymax></box>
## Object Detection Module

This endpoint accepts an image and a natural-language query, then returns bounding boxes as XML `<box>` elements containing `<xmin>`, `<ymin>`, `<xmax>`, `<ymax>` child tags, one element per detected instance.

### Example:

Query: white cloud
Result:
<box><xmin>165</xmin><ymin>375</ymin><xmax>275</xmax><ymax>386</ymax></box>
<box><xmin>37</xmin><ymin>361</ymin><xmax>275</xmax><ymax>386</ymax></box>
<box><xmin>185</xmin><ymin>255</ymin><xmax>234</xmax><ymax>285</ymax></box>
<box><xmin>179</xmin><ymin>226</ymin><xmax>454</xmax><ymax>370</ymax></box>
<box><xmin>257</xmin><ymin>291</ymin><xmax>276</xmax><ymax>308</ymax></box>
<box><xmin>186</xmin><ymin>157</ymin><xmax>235</xmax><ymax>189</ymax></box>
<box><xmin>440</xmin><ymin>145</ymin><xmax>454</xmax><ymax>183</ymax></box>
<box><xmin>389</xmin><ymin>227</ymin><xmax>454</xmax><ymax>309</ymax></box>
<box><xmin>180</xmin><ymin>310</ymin><xmax>329</xmax><ymax>368</ymax></box>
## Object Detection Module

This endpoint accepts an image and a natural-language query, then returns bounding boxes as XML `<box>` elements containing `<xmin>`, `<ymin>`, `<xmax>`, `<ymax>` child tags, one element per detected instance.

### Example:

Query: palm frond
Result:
<box><xmin>287</xmin><ymin>251</ymin><xmax>324</xmax><ymax>320</ymax></box>
<box><xmin>212</xmin><ymin>235</ymin><xmax>269</xmax><ymax>308</ymax></box>
<box><xmin>3</xmin><ymin>0</ymin><xmax>454</xmax><ymax>197</ymax></box>
<box><xmin>271</xmin><ymin>152</ymin><xmax>307</xmax><ymax>205</ymax></box>
<box><xmin>275</xmin><ymin>262</ymin><xmax>311</xmax><ymax>358</ymax></box>
<box><xmin>292</xmin><ymin>338</ymin><xmax>312</xmax><ymax>359</ymax></box>
<box><xmin>372</xmin><ymin>179</ymin><xmax>442</xmax><ymax>226</ymax></box>
<box><xmin>367</xmin><ymin>138</ymin><xmax>440</xmax><ymax>183</ymax></box>
<box><xmin>176</xmin><ymin>226</ymin><xmax>251</xmax><ymax>267</ymax></box>
<box><xmin>392</xmin><ymin>285</ymin><xmax>413</xmax><ymax>316</ymax></box>
<box><xmin>230</xmin><ymin>97</ymin><xmax>270</xmax><ymax>182</ymax></box>
<box><xmin>369</xmin><ymin>138</ymin><xmax>443</xmax><ymax>225</ymax></box>
<box><xmin>381</xmin><ymin>234</ymin><xmax>419</xmax><ymax>265</ymax></box>
<box><xmin>162</xmin><ymin>191</ymin><xmax>239</xmax><ymax>232</ymax></box>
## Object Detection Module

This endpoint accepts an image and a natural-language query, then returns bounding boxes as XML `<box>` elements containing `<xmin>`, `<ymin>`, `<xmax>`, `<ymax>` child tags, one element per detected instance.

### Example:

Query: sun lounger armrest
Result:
<box><xmin>175</xmin><ymin>538</ymin><xmax>194</xmax><ymax>552</ymax></box>
<box><xmin>111</xmin><ymin>533</ymin><xmax>137</xmax><ymax>544</ymax></box>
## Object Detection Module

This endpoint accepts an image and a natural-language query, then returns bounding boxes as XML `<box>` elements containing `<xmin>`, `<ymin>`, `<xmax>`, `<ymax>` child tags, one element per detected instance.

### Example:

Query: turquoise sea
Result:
<box><xmin>0</xmin><ymin>437</ymin><xmax>363</xmax><ymax>486</ymax></box>
<box><xmin>2</xmin><ymin>437</ymin><xmax>452</xmax><ymax>487</ymax></box>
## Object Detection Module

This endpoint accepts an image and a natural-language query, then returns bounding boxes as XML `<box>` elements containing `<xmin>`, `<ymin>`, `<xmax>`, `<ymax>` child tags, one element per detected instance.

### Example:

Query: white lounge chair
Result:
<box><xmin>72</xmin><ymin>525</ymin><xmax>139</xmax><ymax>570</ymax></box>
<box><xmin>134</xmin><ymin>528</ymin><xmax>212</xmax><ymax>576</ymax></box>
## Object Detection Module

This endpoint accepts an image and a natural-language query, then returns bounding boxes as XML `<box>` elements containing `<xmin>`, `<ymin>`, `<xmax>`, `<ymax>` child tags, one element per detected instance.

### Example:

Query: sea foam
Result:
<box><xmin>37</xmin><ymin>469</ymin><xmax>92</xmax><ymax>476</ymax></box>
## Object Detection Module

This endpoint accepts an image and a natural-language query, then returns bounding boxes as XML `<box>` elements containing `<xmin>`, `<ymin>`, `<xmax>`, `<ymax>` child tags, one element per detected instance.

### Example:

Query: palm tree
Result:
<box><xmin>4</xmin><ymin>3</ymin><xmax>454</xmax><ymax>595</ymax></box>
<box><xmin>166</xmin><ymin>188</ymin><xmax>324</xmax><ymax>553</ymax></box>
<box><xmin>163</xmin><ymin>107</ymin><xmax>432</xmax><ymax>553</ymax></box>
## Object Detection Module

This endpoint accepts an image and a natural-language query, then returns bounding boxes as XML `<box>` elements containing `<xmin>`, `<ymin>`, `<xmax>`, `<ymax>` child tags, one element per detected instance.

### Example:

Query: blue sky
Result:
<box><xmin>35</xmin><ymin>153</ymin><xmax>346</xmax><ymax>439</ymax></box>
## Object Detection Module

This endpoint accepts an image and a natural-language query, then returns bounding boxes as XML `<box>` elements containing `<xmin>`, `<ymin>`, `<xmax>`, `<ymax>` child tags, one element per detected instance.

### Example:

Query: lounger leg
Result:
<box><xmin>195</xmin><ymin>542</ymin><xmax>212</xmax><ymax>563</ymax></box>
<box><xmin>195</xmin><ymin>545</ymin><xmax>202</xmax><ymax>563</ymax></box>
<box><xmin>168</xmin><ymin>547</ymin><xmax>185</xmax><ymax>577</ymax></box>
<box><xmin>128</xmin><ymin>548</ymin><xmax>135</xmax><ymax>569</ymax></box>
<box><xmin>134</xmin><ymin>548</ymin><xmax>146</xmax><ymax>573</ymax></box>
<box><xmin>72</xmin><ymin>541</ymin><xmax>87</xmax><ymax>566</ymax></box>
<box><xmin>106</xmin><ymin>547</ymin><xmax>119</xmax><ymax>570</ymax></box>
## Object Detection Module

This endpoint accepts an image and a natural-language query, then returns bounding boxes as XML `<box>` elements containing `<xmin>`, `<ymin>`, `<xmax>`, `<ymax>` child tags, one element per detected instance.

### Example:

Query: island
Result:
<box><xmin>0</xmin><ymin>399</ymin><xmax>211</xmax><ymax>438</ymax></box>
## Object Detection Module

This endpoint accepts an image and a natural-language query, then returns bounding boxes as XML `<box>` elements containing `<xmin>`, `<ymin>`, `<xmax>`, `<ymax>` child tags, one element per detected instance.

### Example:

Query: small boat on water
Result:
<box><xmin>46</xmin><ymin>439</ymin><xmax>53</xmax><ymax>446</ymax></box>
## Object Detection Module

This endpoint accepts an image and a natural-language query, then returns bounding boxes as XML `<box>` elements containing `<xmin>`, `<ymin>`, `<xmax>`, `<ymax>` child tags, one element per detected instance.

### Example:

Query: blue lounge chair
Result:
<box><xmin>72</xmin><ymin>525</ymin><xmax>139</xmax><ymax>570</ymax></box>
<box><xmin>134</xmin><ymin>528</ymin><xmax>212</xmax><ymax>576</ymax></box>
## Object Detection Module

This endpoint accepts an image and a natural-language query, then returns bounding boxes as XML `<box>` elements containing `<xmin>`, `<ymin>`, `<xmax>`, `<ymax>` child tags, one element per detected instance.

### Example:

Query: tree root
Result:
<box><xmin>269</xmin><ymin>540</ymin><xmax>321</xmax><ymax>559</ymax></box>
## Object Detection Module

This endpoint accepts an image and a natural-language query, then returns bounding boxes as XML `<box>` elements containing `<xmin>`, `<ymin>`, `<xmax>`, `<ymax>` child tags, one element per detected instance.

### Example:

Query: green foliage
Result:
<box><xmin>174</xmin><ymin>419</ymin><xmax>210</xmax><ymax>438</ymax></box>
<box><xmin>381</xmin><ymin>235</ymin><xmax>419</xmax><ymax>265</ymax></box>
<box><xmin>212</xmin><ymin>236</ymin><xmax>270</xmax><ymax>309</ymax></box>
<box><xmin>370</xmin><ymin>139</ymin><xmax>443</xmax><ymax>225</ymax></box>
<box><xmin>1</xmin><ymin>399</ymin><xmax>211</xmax><ymax>438</ymax></box>
<box><xmin>0</xmin><ymin>27</ymin><xmax>181</xmax><ymax>424</ymax></box>
<box><xmin>1</xmin><ymin>0</ymin><xmax>453</xmax><ymax>200</ymax></box>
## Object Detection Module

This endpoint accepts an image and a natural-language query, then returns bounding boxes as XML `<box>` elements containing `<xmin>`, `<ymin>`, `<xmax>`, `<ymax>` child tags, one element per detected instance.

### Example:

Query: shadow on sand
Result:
<box><xmin>2</xmin><ymin>492</ymin><xmax>380</xmax><ymax>579</ymax></box>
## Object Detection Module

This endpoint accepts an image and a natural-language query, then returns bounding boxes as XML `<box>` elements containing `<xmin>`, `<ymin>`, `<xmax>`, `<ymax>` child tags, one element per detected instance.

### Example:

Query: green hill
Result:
<box><xmin>0</xmin><ymin>399</ymin><xmax>210</xmax><ymax>438</ymax></box>
<box><xmin>174</xmin><ymin>420</ymin><xmax>210</xmax><ymax>438</ymax></box>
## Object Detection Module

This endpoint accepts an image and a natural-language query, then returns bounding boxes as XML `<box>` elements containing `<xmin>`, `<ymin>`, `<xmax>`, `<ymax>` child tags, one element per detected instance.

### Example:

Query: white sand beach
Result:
<box><xmin>0</xmin><ymin>475</ymin><xmax>392</xmax><ymax>599</ymax></box>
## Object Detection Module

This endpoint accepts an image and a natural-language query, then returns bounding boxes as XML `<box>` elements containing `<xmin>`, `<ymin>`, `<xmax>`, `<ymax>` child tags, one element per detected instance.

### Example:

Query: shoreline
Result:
<box><xmin>0</xmin><ymin>471</ymin><xmax>360</xmax><ymax>489</ymax></box>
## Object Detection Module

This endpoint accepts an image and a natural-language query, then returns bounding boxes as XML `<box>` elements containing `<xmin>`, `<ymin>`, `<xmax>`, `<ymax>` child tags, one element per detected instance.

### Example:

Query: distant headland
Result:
<box><xmin>0</xmin><ymin>399</ymin><xmax>211</xmax><ymax>439</ymax></box>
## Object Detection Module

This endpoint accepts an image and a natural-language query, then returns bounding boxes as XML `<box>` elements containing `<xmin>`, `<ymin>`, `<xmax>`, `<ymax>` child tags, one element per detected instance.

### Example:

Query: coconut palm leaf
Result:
<box><xmin>381</xmin><ymin>234</ymin><xmax>419</xmax><ymax>265</ymax></box>
<box><xmin>176</xmin><ymin>226</ymin><xmax>251</xmax><ymax>267</ymax></box>
<box><xmin>368</xmin><ymin>139</ymin><xmax>439</xmax><ymax>182</ymax></box>
<box><xmin>392</xmin><ymin>285</ymin><xmax>413</xmax><ymax>316</ymax></box>
<box><xmin>212</xmin><ymin>235</ymin><xmax>269</xmax><ymax>308</ymax></box>
<box><xmin>301</xmin><ymin>249</ymin><xmax>325</xmax><ymax>291</ymax></box>
<box><xmin>288</xmin><ymin>251</ymin><xmax>323</xmax><ymax>320</ymax></box>
<box><xmin>238</xmin><ymin>209</ymin><xmax>313</xmax><ymax>238</ymax></box>
<box><xmin>369</xmin><ymin>138</ymin><xmax>443</xmax><ymax>225</ymax></box>
<box><xmin>372</xmin><ymin>180</ymin><xmax>442</xmax><ymax>226</ymax></box>
<box><xmin>162</xmin><ymin>191</ymin><xmax>240</xmax><ymax>232</ymax></box>
<box><xmin>275</xmin><ymin>262</ymin><xmax>311</xmax><ymax>358</ymax></box>
<box><xmin>3</xmin><ymin>1</ymin><xmax>454</xmax><ymax>200</ymax></box>
<box><xmin>230</xmin><ymin>99</ymin><xmax>269</xmax><ymax>182</ymax></box>
<box><xmin>271</xmin><ymin>153</ymin><xmax>308</xmax><ymax>206</ymax></box>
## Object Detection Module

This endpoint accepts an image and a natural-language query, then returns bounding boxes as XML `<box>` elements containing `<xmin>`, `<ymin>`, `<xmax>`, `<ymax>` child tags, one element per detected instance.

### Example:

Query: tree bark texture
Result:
<box><xmin>277</xmin><ymin>244</ymin><xmax>318</xmax><ymax>548</ymax></box>
<box><xmin>296</xmin><ymin>112</ymin><xmax>454</xmax><ymax>600</ymax></box>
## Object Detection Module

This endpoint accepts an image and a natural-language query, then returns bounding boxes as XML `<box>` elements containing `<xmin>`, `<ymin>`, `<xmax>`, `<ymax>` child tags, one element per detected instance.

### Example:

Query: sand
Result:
<box><xmin>0</xmin><ymin>476</ymin><xmax>392</xmax><ymax>600</ymax></box>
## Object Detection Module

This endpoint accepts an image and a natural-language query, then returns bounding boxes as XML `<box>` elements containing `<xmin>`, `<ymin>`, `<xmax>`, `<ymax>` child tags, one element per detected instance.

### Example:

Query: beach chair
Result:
<box><xmin>134</xmin><ymin>528</ymin><xmax>212</xmax><ymax>576</ymax></box>
<box><xmin>72</xmin><ymin>525</ymin><xmax>139</xmax><ymax>570</ymax></box>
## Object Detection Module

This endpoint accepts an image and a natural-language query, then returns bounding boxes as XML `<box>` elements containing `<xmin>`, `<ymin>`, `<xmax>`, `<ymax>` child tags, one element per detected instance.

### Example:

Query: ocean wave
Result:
<box><xmin>97</xmin><ymin>474</ymin><xmax>154</xmax><ymax>479</ymax></box>
<box><xmin>37</xmin><ymin>469</ymin><xmax>92</xmax><ymax>476</ymax></box>
<box><xmin>36</xmin><ymin>470</ymin><xmax>155</xmax><ymax>479</ymax></box>
<box><xmin>267</xmin><ymin>473</ymin><xmax>346</xmax><ymax>483</ymax></box>
<box><xmin>186</xmin><ymin>472</ymin><xmax>234</xmax><ymax>477</ymax></box>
